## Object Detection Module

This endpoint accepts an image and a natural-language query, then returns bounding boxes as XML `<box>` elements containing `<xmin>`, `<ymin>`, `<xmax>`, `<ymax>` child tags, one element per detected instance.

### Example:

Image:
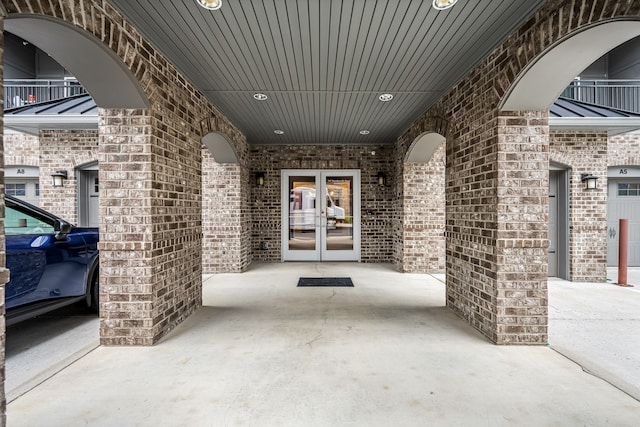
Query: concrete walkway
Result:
<box><xmin>8</xmin><ymin>263</ymin><xmax>640</xmax><ymax>426</ymax></box>
<box><xmin>548</xmin><ymin>268</ymin><xmax>640</xmax><ymax>401</ymax></box>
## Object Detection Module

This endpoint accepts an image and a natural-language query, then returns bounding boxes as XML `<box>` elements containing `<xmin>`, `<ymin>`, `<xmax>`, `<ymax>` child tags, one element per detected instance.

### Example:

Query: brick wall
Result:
<box><xmin>609</xmin><ymin>133</ymin><xmax>640</xmax><ymax>166</ymax></box>
<box><xmin>202</xmin><ymin>148</ymin><xmax>247</xmax><ymax>273</ymax></box>
<box><xmin>38</xmin><ymin>130</ymin><xmax>99</xmax><ymax>224</ymax></box>
<box><xmin>394</xmin><ymin>116</ymin><xmax>449</xmax><ymax>272</ymax></box>
<box><xmin>249</xmin><ymin>144</ymin><xmax>395</xmax><ymax>263</ymax></box>
<box><xmin>401</xmin><ymin>143</ymin><xmax>446</xmax><ymax>273</ymax></box>
<box><xmin>3</xmin><ymin>132</ymin><xmax>39</xmax><ymax>166</ymax></box>
<box><xmin>550</xmin><ymin>131</ymin><xmax>608</xmax><ymax>282</ymax></box>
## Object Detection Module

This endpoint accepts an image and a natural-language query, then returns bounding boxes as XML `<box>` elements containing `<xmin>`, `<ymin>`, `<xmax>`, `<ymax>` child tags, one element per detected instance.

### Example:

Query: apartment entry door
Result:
<box><xmin>282</xmin><ymin>170</ymin><xmax>360</xmax><ymax>261</ymax></box>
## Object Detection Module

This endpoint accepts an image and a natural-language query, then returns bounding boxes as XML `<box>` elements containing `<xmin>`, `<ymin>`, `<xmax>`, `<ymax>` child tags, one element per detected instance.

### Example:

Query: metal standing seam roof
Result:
<box><xmin>550</xmin><ymin>97</ymin><xmax>640</xmax><ymax>118</ymax></box>
<box><xmin>3</xmin><ymin>93</ymin><xmax>98</xmax><ymax>135</ymax></box>
<box><xmin>4</xmin><ymin>93</ymin><xmax>98</xmax><ymax>116</ymax></box>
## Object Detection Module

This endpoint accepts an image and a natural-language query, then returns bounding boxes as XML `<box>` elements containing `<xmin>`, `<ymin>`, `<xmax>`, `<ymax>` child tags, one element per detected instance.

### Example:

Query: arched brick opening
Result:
<box><xmin>201</xmin><ymin>131</ymin><xmax>248</xmax><ymax>273</ymax></box>
<box><xmin>4</xmin><ymin>15</ymin><xmax>149</xmax><ymax>109</ymax></box>
<box><xmin>501</xmin><ymin>21</ymin><xmax>640</xmax><ymax>111</ymax></box>
<box><xmin>393</xmin><ymin>114</ymin><xmax>449</xmax><ymax>271</ymax></box>
<box><xmin>498</xmin><ymin>18</ymin><xmax>640</xmax><ymax>286</ymax></box>
<box><xmin>401</xmin><ymin>132</ymin><xmax>446</xmax><ymax>273</ymax></box>
<box><xmin>397</xmin><ymin>1</ymin><xmax>640</xmax><ymax>344</ymax></box>
<box><xmin>1</xmin><ymin>0</ymin><xmax>249</xmax><ymax>362</ymax></box>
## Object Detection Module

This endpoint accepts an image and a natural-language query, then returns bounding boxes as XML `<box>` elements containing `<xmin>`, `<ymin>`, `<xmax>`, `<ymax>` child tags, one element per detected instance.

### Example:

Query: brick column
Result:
<box><xmin>495</xmin><ymin>112</ymin><xmax>549</xmax><ymax>344</ymax></box>
<box><xmin>446</xmin><ymin>111</ymin><xmax>548</xmax><ymax>345</ymax></box>
<box><xmin>202</xmin><ymin>148</ymin><xmax>245</xmax><ymax>273</ymax></box>
<box><xmin>99</xmin><ymin>109</ymin><xmax>202</xmax><ymax>345</ymax></box>
<box><xmin>402</xmin><ymin>144</ymin><xmax>446</xmax><ymax>273</ymax></box>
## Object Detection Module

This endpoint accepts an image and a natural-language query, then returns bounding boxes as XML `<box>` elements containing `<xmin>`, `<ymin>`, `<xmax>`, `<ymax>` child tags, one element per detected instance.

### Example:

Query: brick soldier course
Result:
<box><xmin>2</xmin><ymin>0</ymin><xmax>640</xmax><ymax>424</ymax></box>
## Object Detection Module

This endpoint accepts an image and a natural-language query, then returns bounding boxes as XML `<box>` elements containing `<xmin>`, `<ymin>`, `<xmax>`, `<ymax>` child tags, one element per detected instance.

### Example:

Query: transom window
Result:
<box><xmin>618</xmin><ymin>183</ymin><xmax>640</xmax><ymax>196</ymax></box>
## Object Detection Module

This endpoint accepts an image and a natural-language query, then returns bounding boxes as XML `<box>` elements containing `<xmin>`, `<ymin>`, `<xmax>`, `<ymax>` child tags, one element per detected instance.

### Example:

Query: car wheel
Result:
<box><xmin>87</xmin><ymin>269</ymin><xmax>99</xmax><ymax>313</ymax></box>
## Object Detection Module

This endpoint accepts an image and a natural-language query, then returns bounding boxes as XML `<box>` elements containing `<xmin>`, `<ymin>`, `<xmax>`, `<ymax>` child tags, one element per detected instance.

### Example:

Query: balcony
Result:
<box><xmin>4</xmin><ymin>78</ymin><xmax>88</xmax><ymax>109</ymax></box>
<box><xmin>561</xmin><ymin>79</ymin><xmax>640</xmax><ymax>113</ymax></box>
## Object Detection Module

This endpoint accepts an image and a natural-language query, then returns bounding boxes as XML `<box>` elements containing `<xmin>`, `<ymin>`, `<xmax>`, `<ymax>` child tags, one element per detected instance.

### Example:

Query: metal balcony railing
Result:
<box><xmin>4</xmin><ymin>78</ymin><xmax>88</xmax><ymax>108</ymax></box>
<box><xmin>560</xmin><ymin>79</ymin><xmax>640</xmax><ymax>113</ymax></box>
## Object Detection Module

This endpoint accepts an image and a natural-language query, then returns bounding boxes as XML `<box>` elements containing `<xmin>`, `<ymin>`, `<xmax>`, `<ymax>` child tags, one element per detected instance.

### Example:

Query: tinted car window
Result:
<box><xmin>5</xmin><ymin>205</ymin><xmax>55</xmax><ymax>235</ymax></box>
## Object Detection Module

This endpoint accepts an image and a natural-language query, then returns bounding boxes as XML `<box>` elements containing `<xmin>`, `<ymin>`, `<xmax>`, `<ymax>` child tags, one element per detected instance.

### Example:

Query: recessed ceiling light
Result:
<box><xmin>196</xmin><ymin>0</ymin><xmax>222</xmax><ymax>10</ymax></box>
<box><xmin>378</xmin><ymin>93</ymin><xmax>394</xmax><ymax>102</ymax></box>
<box><xmin>359</xmin><ymin>130</ymin><xmax>370</xmax><ymax>135</ymax></box>
<box><xmin>274</xmin><ymin>129</ymin><xmax>285</xmax><ymax>135</ymax></box>
<box><xmin>432</xmin><ymin>0</ymin><xmax>457</xmax><ymax>10</ymax></box>
<box><xmin>253</xmin><ymin>93</ymin><xmax>268</xmax><ymax>101</ymax></box>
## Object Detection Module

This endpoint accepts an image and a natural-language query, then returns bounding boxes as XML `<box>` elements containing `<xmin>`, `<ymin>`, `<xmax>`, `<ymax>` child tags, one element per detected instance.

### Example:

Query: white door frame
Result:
<box><xmin>281</xmin><ymin>169</ymin><xmax>360</xmax><ymax>262</ymax></box>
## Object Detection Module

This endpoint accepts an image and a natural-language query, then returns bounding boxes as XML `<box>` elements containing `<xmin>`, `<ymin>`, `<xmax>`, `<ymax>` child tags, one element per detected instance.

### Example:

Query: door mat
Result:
<box><xmin>297</xmin><ymin>277</ymin><xmax>354</xmax><ymax>287</ymax></box>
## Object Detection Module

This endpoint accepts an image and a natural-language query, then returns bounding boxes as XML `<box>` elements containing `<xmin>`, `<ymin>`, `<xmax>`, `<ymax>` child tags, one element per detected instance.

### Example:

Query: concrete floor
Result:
<box><xmin>5</xmin><ymin>302</ymin><xmax>99</xmax><ymax>402</ymax></box>
<box><xmin>7</xmin><ymin>263</ymin><xmax>640</xmax><ymax>426</ymax></box>
<box><xmin>548</xmin><ymin>269</ymin><xmax>640</xmax><ymax>400</ymax></box>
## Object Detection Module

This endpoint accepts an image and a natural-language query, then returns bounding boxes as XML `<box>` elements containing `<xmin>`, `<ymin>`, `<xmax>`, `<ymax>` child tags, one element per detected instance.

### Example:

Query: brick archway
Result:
<box><xmin>398</xmin><ymin>0</ymin><xmax>640</xmax><ymax>344</ymax></box>
<box><xmin>1</xmin><ymin>1</ymin><xmax>249</xmax><ymax>350</ymax></box>
<box><xmin>400</xmin><ymin>132</ymin><xmax>446</xmax><ymax>273</ymax></box>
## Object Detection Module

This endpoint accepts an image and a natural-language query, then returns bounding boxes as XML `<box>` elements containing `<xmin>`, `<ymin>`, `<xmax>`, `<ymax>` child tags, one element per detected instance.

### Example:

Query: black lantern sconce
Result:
<box><xmin>51</xmin><ymin>170</ymin><xmax>68</xmax><ymax>187</ymax></box>
<box><xmin>581</xmin><ymin>173</ymin><xmax>599</xmax><ymax>190</ymax></box>
<box><xmin>377</xmin><ymin>172</ymin><xmax>386</xmax><ymax>187</ymax></box>
<box><xmin>256</xmin><ymin>172</ymin><xmax>265</xmax><ymax>187</ymax></box>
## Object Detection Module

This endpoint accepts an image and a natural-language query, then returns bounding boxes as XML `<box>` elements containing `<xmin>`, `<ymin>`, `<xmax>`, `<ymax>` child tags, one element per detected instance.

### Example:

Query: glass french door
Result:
<box><xmin>282</xmin><ymin>170</ymin><xmax>360</xmax><ymax>261</ymax></box>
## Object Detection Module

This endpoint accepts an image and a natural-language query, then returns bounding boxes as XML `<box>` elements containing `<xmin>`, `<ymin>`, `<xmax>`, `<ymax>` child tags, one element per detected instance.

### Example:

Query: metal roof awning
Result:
<box><xmin>549</xmin><ymin>97</ymin><xmax>640</xmax><ymax>136</ymax></box>
<box><xmin>3</xmin><ymin>93</ymin><xmax>98</xmax><ymax>135</ymax></box>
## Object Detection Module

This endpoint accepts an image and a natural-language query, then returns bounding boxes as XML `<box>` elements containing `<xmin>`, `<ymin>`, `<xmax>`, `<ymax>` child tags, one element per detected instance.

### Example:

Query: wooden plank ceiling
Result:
<box><xmin>108</xmin><ymin>0</ymin><xmax>546</xmax><ymax>145</ymax></box>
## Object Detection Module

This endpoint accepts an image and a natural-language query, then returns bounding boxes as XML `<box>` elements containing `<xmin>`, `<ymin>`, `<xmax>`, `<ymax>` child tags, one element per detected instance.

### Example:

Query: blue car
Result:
<box><xmin>4</xmin><ymin>195</ymin><xmax>99</xmax><ymax>325</ymax></box>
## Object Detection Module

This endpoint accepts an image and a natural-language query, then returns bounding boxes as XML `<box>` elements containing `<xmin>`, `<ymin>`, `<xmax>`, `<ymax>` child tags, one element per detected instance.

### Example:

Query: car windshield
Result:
<box><xmin>5</xmin><ymin>205</ymin><xmax>55</xmax><ymax>235</ymax></box>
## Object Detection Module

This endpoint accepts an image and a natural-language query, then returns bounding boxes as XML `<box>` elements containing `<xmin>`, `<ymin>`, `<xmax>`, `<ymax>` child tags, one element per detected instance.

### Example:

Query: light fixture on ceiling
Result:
<box><xmin>274</xmin><ymin>129</ymin><xmax>285</xmax><ymax>135</ymax></box>
<box><xmin>253</xmin><ymin>93</ymin><xmax>268</xmax><ymax>101</ymax></box>
<box><xmin>359</xmin><ymin>130</ymin><xmax>370</xmax><ymax>135</ymax></box>
<box><xmin>196</xmin><ymin>0</ymin><xmax>222</xmax><ymax>11</ymax></box>
<box><xmin>432</xmin><ymin>0</ymin><xmax>457</xmax><ymax>10</ymax></box>
<box><xmin>378</xmin><ymin>93</ymin><xmax>393</xmax><ymax>102</ymax></box>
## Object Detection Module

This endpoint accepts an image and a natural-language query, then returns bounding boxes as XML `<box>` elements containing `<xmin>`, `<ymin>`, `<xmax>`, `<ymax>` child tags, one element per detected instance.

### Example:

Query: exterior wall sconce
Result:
<box><xmin>581</xmin><ymin>173</ymin><xmax>599</xmax><ymax>190</ymax></box>
<box><xmin>51</xmin><ymin>170</ymin><xmax>68</xmax><ymax>187</ymax></box>
<box><xmin>196</xmin><ymin>0</ymin><xmax>222</xmax><ymax>10</ymax></box>
<box><xmin>256</xmin><ymin>172</ymin><xmax>265</xmax><ymax>187</ymax></box>
<box><xmin>377</xmin><ymin>172</ymin><xmax>386</xmax><ymax>187</ymax></box>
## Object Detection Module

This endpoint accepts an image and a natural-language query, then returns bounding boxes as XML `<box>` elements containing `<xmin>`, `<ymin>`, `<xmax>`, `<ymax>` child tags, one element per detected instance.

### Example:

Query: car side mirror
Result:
<box><xmin>54</xmin><ymin>220</ymin><xmax>72</xmax><ymax>240</ymax></box>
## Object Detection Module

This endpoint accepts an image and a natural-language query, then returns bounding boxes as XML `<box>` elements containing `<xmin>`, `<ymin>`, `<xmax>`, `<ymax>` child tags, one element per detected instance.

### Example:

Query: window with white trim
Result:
<box><xmin>6</xmin><ymin>183</ymin><xmax>26</xmax><ymax>197</ymax></box>
<box><xmin>618</xmin><ymin>183</ymin><xmax>640</xmax><ymax>196</ymax></box>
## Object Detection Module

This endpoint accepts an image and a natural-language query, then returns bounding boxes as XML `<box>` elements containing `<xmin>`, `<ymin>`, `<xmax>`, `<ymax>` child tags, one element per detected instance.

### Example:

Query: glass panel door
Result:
<box><xmin>322</xmin><ymin>173</ymin><xmax>357</xmax><ymax>261</ymax></box>
<box><xmin>282</xmin><ymin>170</ymin><xmax>360</xmax><ymax>262</ymax></box>
<box><xmin>284</xmin><ymin>173</ymin><xmax>320</xmax><ymax>261</ymax></box>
